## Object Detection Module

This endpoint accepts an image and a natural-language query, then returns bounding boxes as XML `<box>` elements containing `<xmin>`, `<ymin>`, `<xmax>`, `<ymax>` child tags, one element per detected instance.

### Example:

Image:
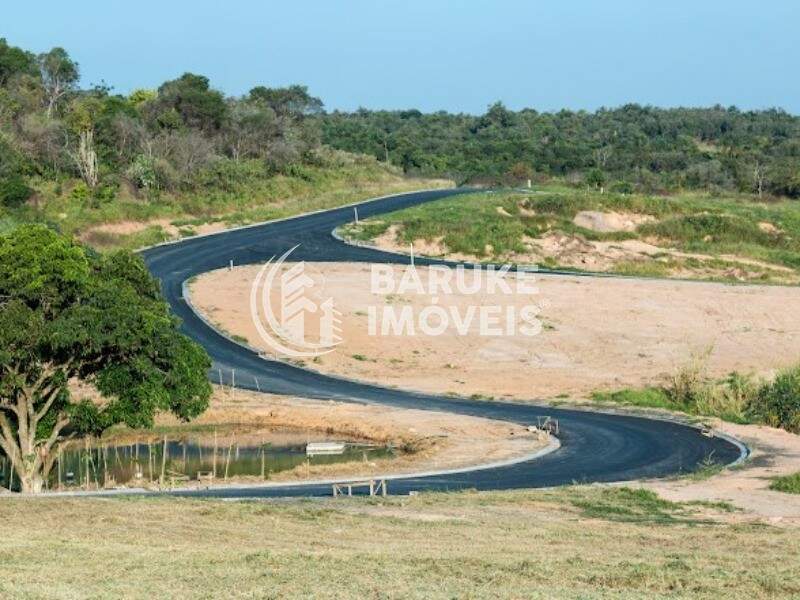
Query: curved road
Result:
<box><xmin>142</xmin><ymin>188</ymin><xmax>742</xmax><ymax>498</ymax></box>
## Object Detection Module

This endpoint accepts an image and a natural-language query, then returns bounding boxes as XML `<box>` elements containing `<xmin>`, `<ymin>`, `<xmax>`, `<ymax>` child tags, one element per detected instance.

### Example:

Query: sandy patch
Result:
<box><xmin>81</xmin><ymin>218</ymin><xmax>228</xmax><ymax>241</ymax></box>
<box><xmin>572</xmin><ymin>210</ymin><xmax>655</xmax><ymax>232</ymax></box>
<box><xmin>191</xmin><ymin>263</ymin><xmax>800</xmax><ymax>401</ymax></box>
<box><xmin>363</xmin><ymin>225</ymin><xmax>799</xmax><ymax>284</ymax></box>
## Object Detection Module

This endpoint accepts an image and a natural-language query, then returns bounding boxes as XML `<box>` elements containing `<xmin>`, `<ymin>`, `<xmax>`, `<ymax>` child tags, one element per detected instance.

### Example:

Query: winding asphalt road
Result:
<box><xmin>142</xmin><ymin>188</ymin><xmax>742</xmax><ymax>498</ymax></box>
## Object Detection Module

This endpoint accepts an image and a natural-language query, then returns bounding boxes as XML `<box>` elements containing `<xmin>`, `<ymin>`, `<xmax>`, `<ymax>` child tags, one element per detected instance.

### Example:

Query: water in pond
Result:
<box><xmin>0</xmin><ymin>428</ymin><xmax>393</xmax><ymax>491</ymax></box>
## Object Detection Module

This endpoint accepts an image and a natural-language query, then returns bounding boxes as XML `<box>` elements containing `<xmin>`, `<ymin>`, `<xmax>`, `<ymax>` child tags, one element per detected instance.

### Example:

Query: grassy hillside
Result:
<box><xmin>1</xmin><ymin>153</ymin><xmax>451</xmax><ymax>251</ymax></box>
<box><xmin>341</xmin><ymin>185</ymin><xmax>800</xmax><ymax>284</ymax></box>
<box><xmin>1</xmin><ymin>486</ymin><xmax>796</xmax><ymax>598</ymax></box>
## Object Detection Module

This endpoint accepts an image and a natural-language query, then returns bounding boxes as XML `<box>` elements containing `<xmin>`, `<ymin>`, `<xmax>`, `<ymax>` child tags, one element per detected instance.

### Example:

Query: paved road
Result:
<box><xmin>142</xmin><ymin>188</ymin><xmax>742</xmax><ymax>498</ymax></box>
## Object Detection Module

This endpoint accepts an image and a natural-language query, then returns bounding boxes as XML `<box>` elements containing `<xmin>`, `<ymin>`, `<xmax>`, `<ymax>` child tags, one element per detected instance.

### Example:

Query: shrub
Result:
<box><xmin>0</xmin><ymin>175</ymin><xmax>32</xmax><ymax>208</ymax></box>
<box><xmin>522</xmin><ymin>194</ymin><xmax>588</xmax><ymax>216</ymax></box>
<box><xmin>610</xmin><ymin>180</ymin><xmax>634</xmax><ymax>194</ymax></box>
<box><xmin>665</xmin><ymin>349</ymin><xmax>712</xmax><ymax>409</ymax></box>
<box><xmin>196</xmin><ymin>158</ymin><xmax>263</xmax><ymax>192</ymax></box>
<box><xmin>640</xmin><ymin>213</ymin><xmax>771</xmax><ymax>246</ymax></box>
<box><xmin>69</xmin><ymin>181</ymin><xmax>90</xmax><ymax>202</ymax></box>
<box><xmin>693</xmin><ymin>371</ymin><xmax>756</xmax><ymax>423</ymax></box>
<box><xmin>748</xmin><ymin>365</ymin><xmax>800</xmax><ymax>433</ymax></box>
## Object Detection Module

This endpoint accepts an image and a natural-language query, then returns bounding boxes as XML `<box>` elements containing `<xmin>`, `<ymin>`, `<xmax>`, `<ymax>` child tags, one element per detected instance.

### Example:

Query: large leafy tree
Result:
<box><xmin>0</xmin><ymin>226</ymin><xmax>212</xmax><ymax>493</ymax></box>
<box><xmin>152</xmin><ymin>73</ymin><xmax>227</xmax><ymax>131</ymax></box>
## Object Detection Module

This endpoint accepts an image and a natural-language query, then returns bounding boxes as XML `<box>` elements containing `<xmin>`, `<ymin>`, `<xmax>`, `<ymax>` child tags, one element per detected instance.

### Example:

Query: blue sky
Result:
<box><xmin>4</xmin><ymin>0</ymin><xmax>799</xmax><ymax>114</ymax></box>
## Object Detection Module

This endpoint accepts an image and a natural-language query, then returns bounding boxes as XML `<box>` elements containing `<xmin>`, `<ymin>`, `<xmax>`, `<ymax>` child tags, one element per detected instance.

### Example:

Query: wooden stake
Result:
<box><xmin>260</xmin><ymin>443</ymin><xmax>266</xmax><ymax>479</ymax></box>
<box><xmin>160</xmin><ymin>435</ymin><xmax>168</xmax><ymax>485</ymax></box>
<box><xmin>223</xmin><ymin>443</ymin><xmax>233</xmax><ymax>481</ymax></box>
<box><xmin>212</xmin><ymin>430</ymin><xmax>218</xmax><ymax>478</ymax></box>
<box><xmin>102</xmin><ymin>445</ymin><xmax>108</xmax><ymax>487</ymax></box>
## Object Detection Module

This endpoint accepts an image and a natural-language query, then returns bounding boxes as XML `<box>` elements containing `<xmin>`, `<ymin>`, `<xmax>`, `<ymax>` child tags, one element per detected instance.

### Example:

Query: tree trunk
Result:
<box><xmin>74</xmin><ymin>130</ymin><xmax>99</xmax><ymax>189</ymax></box>
<box><xmin>18</xmin><ymin>466</ymin><xmax>44</xmax><ymax>494</ymax></box>
<box><xmin>0</xmin><ymin>381</ymin><xmax>70</xmax><ymax>494</ymax></box>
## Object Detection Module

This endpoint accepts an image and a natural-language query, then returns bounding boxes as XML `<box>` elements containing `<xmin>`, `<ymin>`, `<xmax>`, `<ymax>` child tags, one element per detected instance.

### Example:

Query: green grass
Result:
<box><xmin>592</xmin><ymin>357</ymin><xmax>758</xmax><ymax>424</ymax></box>
<box><xmin>340</xmin><ymin>185</ymin><xmax>800</xmax><ymax>282</ymax></box>
<box><xmin>770</xmin><ymin>471</ymin><xmax>800</xmax><ymax>494</ymax></box>
<box><xmin>591</xmin><ymin>387</ymin><xmax>675</xmax><ymax>411</ymax></box>
<box><xmin>592</xmin><ymin>359</ymin><xmax>800</xmax><ymax>436</ymax></box>
<box><xmin>567</xmin><ymin>487</ymin><xmax>704</xmax><ymax>525</ymax></box>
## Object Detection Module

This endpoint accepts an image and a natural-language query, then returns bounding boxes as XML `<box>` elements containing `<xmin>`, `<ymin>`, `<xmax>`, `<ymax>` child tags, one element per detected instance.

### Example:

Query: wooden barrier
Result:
<box><xmin>332</xmin><ymin>479</ymin><xmax>387</xmax><ymax>498</ymax></box>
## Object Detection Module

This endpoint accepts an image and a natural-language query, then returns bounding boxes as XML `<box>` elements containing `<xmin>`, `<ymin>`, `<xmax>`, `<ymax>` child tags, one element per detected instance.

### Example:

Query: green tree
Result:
<box><xmin>154</xmin><ymin>73</ymin><xmax>227</xmax><ymax>131</ymax></box>
<box><xmin>586</xmin><ymin>168</ymin><xmax>607</xmax><ymax>190</ymax></box>
<box><xmin>248</xmin><ymin>85</ymin><xmax>323</xmax><ymax>120</ymax></box>
<box><xmin>0</xmin><ymin>38</ymin><xmax>38</xmax><ymax>85</ymax></box>
<box><xmin>0</xmin><ymin>226</ymin><xmax>212</xmax><ymax>493</ymax></box>
<box><xmin>37</xmin><ymin>47</ymin><xmax>79</xmax><ymax>117</ymax></box>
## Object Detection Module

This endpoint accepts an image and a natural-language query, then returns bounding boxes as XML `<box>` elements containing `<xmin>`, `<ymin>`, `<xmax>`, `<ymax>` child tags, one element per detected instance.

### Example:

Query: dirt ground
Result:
<box><xmin>151</xmin><ymin>387</ymin><xmax>548</xmax><ymax>486</ymax></box>
<box><xmin>82</xmin><ymin>218</ymin><xmax>229</xmax><ymax>240</ymax></box>
<box><xmin>191</xmin><ymin>262</ymin><xmax>800</xmax><ymax>401</ymax></box>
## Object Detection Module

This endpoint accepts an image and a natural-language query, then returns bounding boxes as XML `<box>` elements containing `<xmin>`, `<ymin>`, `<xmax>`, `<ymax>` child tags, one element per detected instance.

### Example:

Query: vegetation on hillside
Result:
<box><xmin>4</xmin><ymin>34</ymin><xmax>800</xmax><ymax>254</ymax></box>
<box><xmin>323</xmin><ymin>102</ymin><xmax>800</xmax><ymax>195</ymax></box>
<box><xmin>0</xmin><ymin>38</ymin><xmax>447</xmax><ymax>249</ymax></box>
<box><xmin>341</xmin><ymin>187</ymin><xmax>800</xmax><ymax>283</ymax></box>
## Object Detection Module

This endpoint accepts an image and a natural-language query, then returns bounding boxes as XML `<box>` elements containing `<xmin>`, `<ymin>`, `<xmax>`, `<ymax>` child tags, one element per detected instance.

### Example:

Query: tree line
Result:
<box><xmin>321</xmin><ymin>103</ymin><xmax>800</xmax><ymax>197</ymax></box>
<box><xmin>4</xmin><ymin>36</ymin><xmax>800</xmax><ymax>212</ymax></box>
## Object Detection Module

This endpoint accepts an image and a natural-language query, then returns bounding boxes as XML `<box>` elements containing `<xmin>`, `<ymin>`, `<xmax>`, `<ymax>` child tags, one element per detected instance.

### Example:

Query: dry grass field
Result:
<box><xmin>1</xmin><ymin>487</ymin><xmax>798</xmax><ymax>599</ymax></box>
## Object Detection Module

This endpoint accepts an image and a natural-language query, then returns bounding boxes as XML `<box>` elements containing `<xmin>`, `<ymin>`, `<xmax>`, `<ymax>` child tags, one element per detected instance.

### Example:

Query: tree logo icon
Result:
<box><xmin>250</xmin><ymin>245</ymin><xmax>342</xmax><ymax>358</ymax></box>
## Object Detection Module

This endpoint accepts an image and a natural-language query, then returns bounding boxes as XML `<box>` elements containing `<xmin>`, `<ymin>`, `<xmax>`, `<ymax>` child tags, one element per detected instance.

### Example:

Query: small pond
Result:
<box><xmin>0</xmin><ymin>427</ymin><xmax>394</xmax><ymax>491</ymax></box>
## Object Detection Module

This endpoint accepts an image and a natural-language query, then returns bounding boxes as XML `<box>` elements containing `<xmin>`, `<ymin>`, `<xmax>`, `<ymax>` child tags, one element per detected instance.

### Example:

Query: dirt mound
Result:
<box><xmin>573</xmin><ymin>210</ymin><xmax>655</xmax><ymax>232</ymax></box>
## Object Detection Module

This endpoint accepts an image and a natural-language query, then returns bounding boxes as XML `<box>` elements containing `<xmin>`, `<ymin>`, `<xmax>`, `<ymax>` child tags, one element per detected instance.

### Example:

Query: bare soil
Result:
<box><xmin>191</xmin><ymin>263</ymin><xmax>800</xmax><ymax>401</ymax></box>
<box><xmin>572</xmin><ymin>209</ymin><xmax>655</xmax><ymax>232</ymax></box>
<box><xmin>81</xmin><ymin>218</ymin><xmax>228</xmax><ymax>240</ymax></box>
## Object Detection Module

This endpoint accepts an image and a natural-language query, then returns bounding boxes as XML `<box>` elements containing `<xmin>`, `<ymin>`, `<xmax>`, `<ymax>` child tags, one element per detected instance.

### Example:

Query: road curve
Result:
<box><xmin>142</xmin><ymin>188</ymin><xmax>742</xmax><ymax>498</ymax></box>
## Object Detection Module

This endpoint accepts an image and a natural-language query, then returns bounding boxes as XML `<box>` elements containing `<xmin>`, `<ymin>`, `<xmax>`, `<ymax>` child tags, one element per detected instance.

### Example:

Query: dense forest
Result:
<box><xmin>2</xmin><ymin>36</ymin><xmax>800</xmax><ymax>214</ymax></box>
<box><xmin>321</xmin><ymin>104</ymin><xmax>800</xmax><ymax>195</ymax></box>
